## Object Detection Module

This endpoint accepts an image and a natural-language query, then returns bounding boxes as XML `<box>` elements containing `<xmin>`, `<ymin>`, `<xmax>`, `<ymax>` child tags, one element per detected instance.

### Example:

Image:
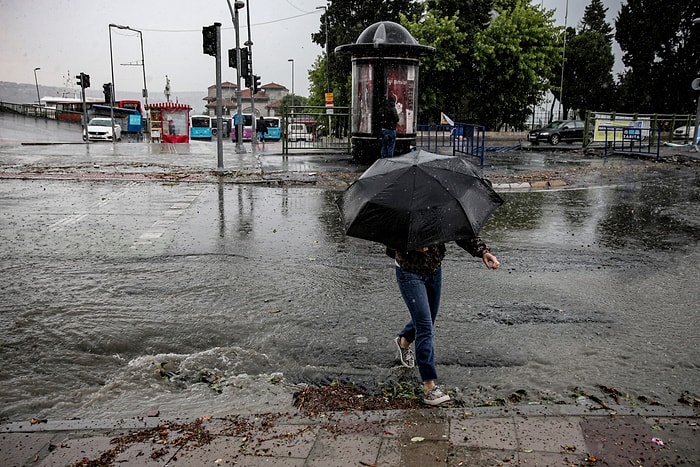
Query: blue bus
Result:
<box><xmin>263</xmin><ymin>117</ymin><xmax>281</xmax><ymax>140</ymax></box>
<box><xmin>190</xmin><ymin>115</ymin><xmax>213</xmax><ymax>140</ymax></box>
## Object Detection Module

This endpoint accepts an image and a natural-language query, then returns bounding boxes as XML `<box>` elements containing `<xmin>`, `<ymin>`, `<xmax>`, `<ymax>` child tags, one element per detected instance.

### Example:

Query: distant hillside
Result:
<box><xmin>0</xmin><ymin>81</ymin><xmax>207</xmax><ymax>114</ymax></box>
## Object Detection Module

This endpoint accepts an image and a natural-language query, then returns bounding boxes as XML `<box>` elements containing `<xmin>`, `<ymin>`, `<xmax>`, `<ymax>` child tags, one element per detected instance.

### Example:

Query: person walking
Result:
<box><xmin>256</xmin><ymin>116</ymin><xmax>269</xmax><ymax>150</ymax></box>
<box><xmin>389</xmin><ymin>238</ymin><xmax>500</xmax><ymax>405</ymax></box>
<box><xmin>378</xmin><ymin>95</ymin><xmax>399</xmax><ymax>158</ymax></box>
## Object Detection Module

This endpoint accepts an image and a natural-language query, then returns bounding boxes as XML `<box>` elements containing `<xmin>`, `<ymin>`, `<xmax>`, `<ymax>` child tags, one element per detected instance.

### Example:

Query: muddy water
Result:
<box><xmin>1</xmin><ymin>168</ymin><xmax>699</xmax><ymax>422</ymax></box>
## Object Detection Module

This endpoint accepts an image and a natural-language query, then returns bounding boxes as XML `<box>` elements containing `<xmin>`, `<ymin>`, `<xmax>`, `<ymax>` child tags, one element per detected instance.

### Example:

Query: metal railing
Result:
<box><xmin>600</xmin><ymin>126</ymin><xmax>661</xmax><ymax>160</ymax></box>
<box><xmin>282</xmin><ymin>106</ymin><xmax>351</xmax><ymax>155</ymax></box>
<box><xmin>0</xmin><ymin>101</ymin><xmax>75</xmax><ymax>121</ymax></box>
<box><xmin>451</xmin><ymin>123</ymin><xmax>487</xmax><ymax>165</ymax></box>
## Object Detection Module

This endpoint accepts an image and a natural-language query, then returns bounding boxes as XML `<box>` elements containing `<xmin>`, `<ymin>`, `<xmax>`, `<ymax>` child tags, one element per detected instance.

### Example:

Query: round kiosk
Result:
<box><xmin>335</xmin><ymin>21</ymin><xmax>434</xmax><ymax>163</ymax></box>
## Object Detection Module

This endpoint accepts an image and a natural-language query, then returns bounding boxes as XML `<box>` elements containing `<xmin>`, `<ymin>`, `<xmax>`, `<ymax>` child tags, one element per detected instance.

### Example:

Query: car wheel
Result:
<box><xmin>550</xmin><ymin>134</ymin><xmax>560</xmax><ymax>145</ymax></box>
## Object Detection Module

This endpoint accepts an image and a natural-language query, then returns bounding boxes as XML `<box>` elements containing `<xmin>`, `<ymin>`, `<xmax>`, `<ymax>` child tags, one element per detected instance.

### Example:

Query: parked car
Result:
<box><xmin>527</xmin><ymin>120</ymin><xmax>586</xmax><ymax>145</ymax></box>
<box><xmin>673</xmin><ymin>125</ymin><xmax>696</xmax><ymax>140</ymax></box>
<box><xmin>84</xmin><ymin>117</ymin><xmax>122</xmax><ymax>142</ymax></box>
<box><xmin>287</xmin><ymin>123</ymin><xmax>312</xmax><ymax>142</ymax></box>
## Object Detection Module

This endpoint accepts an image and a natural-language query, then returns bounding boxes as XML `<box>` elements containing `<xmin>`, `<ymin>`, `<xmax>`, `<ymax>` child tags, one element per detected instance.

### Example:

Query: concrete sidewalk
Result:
<box><xmin>2</xmin><ymin>403</ymin><xmax>698</xmax><ymax>466</ymax></box>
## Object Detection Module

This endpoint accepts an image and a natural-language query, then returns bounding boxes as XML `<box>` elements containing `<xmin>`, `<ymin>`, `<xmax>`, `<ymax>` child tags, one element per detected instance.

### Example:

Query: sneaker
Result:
<box><xmin>423</xmin><ymin>386</ymin><xmax>450</xmax><ymax>406</ymax></box>
<box><xmin>394</xmin><ymin>336</ymin><xmax>415</xmax><ymax>368</ymax></box>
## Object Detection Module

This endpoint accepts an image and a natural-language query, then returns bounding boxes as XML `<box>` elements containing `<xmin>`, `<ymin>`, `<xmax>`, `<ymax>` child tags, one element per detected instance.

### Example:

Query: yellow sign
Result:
<box><xmin>325</xmin><ymin>92</ymin><xmax>334</xmax><ymax>103</ymax></box>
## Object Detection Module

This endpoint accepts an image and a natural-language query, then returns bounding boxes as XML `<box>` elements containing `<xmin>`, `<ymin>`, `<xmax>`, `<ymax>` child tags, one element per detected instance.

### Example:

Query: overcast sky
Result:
<box><xmin>0</xmin><ymin>0</ymin><xmax>622</xmax><ymax>101</ymax></box>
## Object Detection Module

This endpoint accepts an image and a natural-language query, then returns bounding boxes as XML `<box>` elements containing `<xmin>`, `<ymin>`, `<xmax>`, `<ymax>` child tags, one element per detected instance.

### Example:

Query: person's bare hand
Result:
<box><xmin>483</xmin><ymin>252</ymin><xmax>500</xmax><ymax>270</ymax></box>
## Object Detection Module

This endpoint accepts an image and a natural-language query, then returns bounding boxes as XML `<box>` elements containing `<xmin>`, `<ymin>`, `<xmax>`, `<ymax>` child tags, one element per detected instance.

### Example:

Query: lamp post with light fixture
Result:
<box><xmin>692</xmin><ymin>17</ymin><xmax>700</xmax><ymax>152</ymax></box>
<box><xmin>227</xmin><ymin>0</ymin><xmax>247</xmax><ymax>154</ymax></box>
<box><xmin>109</xmin><ymin>23</ymin><xmax>149</xmax><ymax>143</ymax></box>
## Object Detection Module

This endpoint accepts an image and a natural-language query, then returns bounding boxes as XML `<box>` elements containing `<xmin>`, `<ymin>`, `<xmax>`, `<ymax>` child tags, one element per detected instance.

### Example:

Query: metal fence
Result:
<box><xmin>282</xmin><ymin>106</ymin><xmax>351</xmax><ymax>155</ymax></box>
<box><xmin>599</xmin><ymin>126</ymin><xmax>661</xmax><ymax>160</ymax></box>
<box><xmin>585</xmin><ymin>111</ymin><xmax>696</xmax><ymax>146</ymax></box>
<box><xmin>416</xmin><ymin>123</ymin><xmax>488</xmax><ymax>165</ymax></box>
<box><xmin>0</xmin><ymin>101</ymin><xmax>76</xmax><ymax>121</ymax></box>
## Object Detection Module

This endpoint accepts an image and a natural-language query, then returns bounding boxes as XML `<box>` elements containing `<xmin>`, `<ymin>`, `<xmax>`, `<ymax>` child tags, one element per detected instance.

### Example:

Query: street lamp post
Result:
<box><xmin>288</xmin><ymin>58</ymin><xmax>295</xmax><ymax>108</ymax></box>
<box><xmin>692</xmin><ymin>18</ymin><xmax>700</xmax><ymax>152</ymax></box>
<box><xmin>558</xmin><ymin>0</ymin><xmax>569</xmax><ymax>120</ymax></box>
<box><xmin>227</xmin><ymin>0</ymin><xmax>247</xmax><ymax>154</ymax></box>
<box><xmin>316</xmin><ymin>5</ymin><xmax>330</xmax><ymax>93</ymax></box>
<box><xmin>108</xmin><ymin>24</ymin><xmax>117</xmax><ymax>145</ymax></box>
<box><xmin>316</xmin><ymin>5</ymin><xmax>331</xmax><ymax>139</ymax></box>
<box><xmin>33</xmin><ymin>67</ymin><xmax>41</xmax><ymax>105</ymax></box>
<box><xmin>110</xmin><ymin>24</ymin><xmax>149</xmax><ymax>107</ymax></box>
<box><xmin>109</xmin><ymin>23</ymin><xmax>149</xmax><ymax>142</ymax></box>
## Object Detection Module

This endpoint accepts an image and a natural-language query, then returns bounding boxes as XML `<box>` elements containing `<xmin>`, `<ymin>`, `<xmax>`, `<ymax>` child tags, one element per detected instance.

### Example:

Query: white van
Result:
<box><xmin>287</xmin><ymin>123</ymin><xmax>312</xmax><ymax>142</ymax></box>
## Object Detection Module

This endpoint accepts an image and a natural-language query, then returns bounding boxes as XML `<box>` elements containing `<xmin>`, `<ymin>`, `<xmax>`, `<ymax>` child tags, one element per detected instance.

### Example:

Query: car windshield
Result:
<box><xmin>90</xmin><ymin>119</ymin><xmax>112</xmax><ymax>127</ymax></box>
<box><xmin>542</xmin><ymin>121</ymin><xmax>565</xmax><ymax>129</ymax></box>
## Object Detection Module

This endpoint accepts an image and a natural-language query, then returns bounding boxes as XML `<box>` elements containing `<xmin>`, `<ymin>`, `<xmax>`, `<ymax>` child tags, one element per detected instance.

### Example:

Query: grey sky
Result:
<box><xmin>0</xmin><ymin>0</ymin><xmax>622</xmax><ymax>101</ymax></box>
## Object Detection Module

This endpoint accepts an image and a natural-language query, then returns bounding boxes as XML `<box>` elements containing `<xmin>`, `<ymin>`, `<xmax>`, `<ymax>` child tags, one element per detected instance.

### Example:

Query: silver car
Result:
<box><xmin>84</xmin><ymin>118</ymin><xmax>122</xmax><ymax>142</ymax></box>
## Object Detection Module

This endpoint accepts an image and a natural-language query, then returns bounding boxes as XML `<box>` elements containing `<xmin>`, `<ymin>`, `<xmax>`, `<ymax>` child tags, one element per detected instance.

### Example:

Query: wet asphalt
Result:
<box><xmin>0</xmin><ymin>113</ymin><xmax>699</xmax><ymax>465</ymax></box>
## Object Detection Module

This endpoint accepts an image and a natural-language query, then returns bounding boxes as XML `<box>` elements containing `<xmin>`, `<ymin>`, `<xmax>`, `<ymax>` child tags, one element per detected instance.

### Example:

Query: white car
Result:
<box><xmin>84</xmin><ymin>117</ymin><xmax>122</xmax><ymax>141</ymax></box>
<box><xmin>673</xmin><ymin>125</ymin><xmax>696</xmax><ymax>139</ymax></box>
<box><xmin>287</xmin><ymin>123</ymin><xmax>312</xmax><ymax>142</ymax></box>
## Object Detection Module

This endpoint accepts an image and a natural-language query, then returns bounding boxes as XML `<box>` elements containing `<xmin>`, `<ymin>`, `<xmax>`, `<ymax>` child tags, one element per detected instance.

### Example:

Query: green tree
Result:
<box><xmin>563</xmin><ymin>31</ymin><xmax>615</xmax><ymax>117</ymax></box>
<box><xmin>471</xmin><ymin>0</ymin><xmax>562</xmax><ymax>129</ymax></box>
<box><xmin>615</xmin><ymin>0</ymin><xmax>700</xmax><ymax>113</ymax></box>
<box><xmin>310</xmin><ymin>0</ymin><xmax>422</xmax><ymax>107</ymax></box>
<box><xmin>400</xmin><ymin>11</ymin><xmax>468</xmax><ymax>123</ymax></box>
<box><xmin>580</xmin><ymin>0</ymin><xmax>614</xmax><ymax>43</ymax></box>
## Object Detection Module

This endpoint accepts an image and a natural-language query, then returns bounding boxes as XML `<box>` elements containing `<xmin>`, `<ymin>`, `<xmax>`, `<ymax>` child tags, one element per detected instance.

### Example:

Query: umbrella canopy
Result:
<box><xmin>337</xmin><ymin>150</ymin><xmax>504</xmax><ymax>251</ymax></box>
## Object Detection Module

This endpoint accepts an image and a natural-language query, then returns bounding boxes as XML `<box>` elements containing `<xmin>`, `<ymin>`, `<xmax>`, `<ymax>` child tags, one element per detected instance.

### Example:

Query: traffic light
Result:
<box><xmin>228</xmin><ymin>49</ymin><xmax>236</xmax><ymax>68</ymax></box>
<box><xmin>202</xmin><ymin>25</ymin><xmax>217</xmax><ymax>56</ymax></box>
<box><xmin>240</xmin><ymin>48</ymin><xmax>251</xmax><ymax>77</ymax></box>
<box><xmin>75</xmin><ymin>73</ymin><xmax>90</xmax><ymax>88</ymax></box>
<box><xmin>103</xmin><ymin>83</ymin><xmax>112</xmax><ymax>104</ymax></box>
<box><xmin>244</xmin><ymin>73</ymin><xmax>252</xmax><ymax>89</ymax></box>
<box><xmin>252</xmin><ymin>75</ymin><xmax>261</xmax><ymax>94</ymax></box>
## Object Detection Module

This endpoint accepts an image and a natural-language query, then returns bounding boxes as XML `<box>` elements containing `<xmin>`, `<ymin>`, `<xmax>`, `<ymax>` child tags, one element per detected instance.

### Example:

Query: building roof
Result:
<box><xmin>208</xmin><ymin>81</ymin><xmax>237</xmax><ymax>89</ymax></box>
<box><xmin>262</xmin><ymin>82</ymin><xmax>288</xmax><ymax>91</ymax></box>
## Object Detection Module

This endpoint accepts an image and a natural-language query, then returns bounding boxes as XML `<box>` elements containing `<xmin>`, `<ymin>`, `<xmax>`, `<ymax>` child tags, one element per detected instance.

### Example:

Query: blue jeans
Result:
<box><xmin>380</xmin><ymin>129</ymin><xmax>396</xmax><ymax>158</ymax></box>
<box><xmin>396</xmin><ymin>266</ymin><xmax>442</xmax><ymax>382</ymax></box>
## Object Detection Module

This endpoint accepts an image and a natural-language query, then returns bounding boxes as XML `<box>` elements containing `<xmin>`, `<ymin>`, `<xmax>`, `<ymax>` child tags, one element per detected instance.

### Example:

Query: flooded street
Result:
<box><xmin>1</xmin><ymin>114</ymin><xmax>699</xmax><ymax>422</ymax></box>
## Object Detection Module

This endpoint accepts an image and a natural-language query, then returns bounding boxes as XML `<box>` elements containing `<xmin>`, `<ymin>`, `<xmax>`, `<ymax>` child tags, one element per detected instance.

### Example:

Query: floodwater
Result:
<box><xmin>1</xmin><ymin>168</ymin><xmax>699</xmax><ymax>423</ymax></box>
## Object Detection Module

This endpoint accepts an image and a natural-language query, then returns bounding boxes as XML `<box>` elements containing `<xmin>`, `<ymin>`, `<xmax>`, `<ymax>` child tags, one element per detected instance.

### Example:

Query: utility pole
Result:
<box><xmin>246</xmin><ymin>2</ymin><xmax>257</xmax><ymax>157</ymax></box>
<box><xmin>227</xmin><ymin>0</ymin><xmax>247</xmax><ymax>154</ymax></box>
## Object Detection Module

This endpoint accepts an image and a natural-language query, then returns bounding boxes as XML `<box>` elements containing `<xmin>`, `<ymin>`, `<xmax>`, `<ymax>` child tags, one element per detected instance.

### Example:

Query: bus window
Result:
<box><xmin>232</xmin><ymin>113</ymin><xmax>253</xmax><ymax>142</ymax></box>
<box><xmin>263</xmin><ymin>117</ymin><xmax>281</xmax><ymax>140</ymax></box>
<box><xmin>190</xmin><ymin>115</ymin><xmax>213</xmax><ymax>140</ymax></box>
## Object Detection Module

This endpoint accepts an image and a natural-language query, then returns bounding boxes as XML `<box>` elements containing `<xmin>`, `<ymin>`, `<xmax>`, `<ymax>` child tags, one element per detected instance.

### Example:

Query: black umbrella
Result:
<box><xmin>337</xmin><ymin>150</ymin><xmax>504</xmax><ymax>251</ymax></box>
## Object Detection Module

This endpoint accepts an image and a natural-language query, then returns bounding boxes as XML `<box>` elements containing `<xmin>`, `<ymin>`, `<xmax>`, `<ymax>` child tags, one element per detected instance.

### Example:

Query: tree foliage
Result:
<box><xmin>555</xmin><ymin>0</ymin><xmax>616</xmax><ymax>118</ymax></box>
<box><xmin>470</xmin><ymin>0</ymin><xmax>562</xmax><ymax>129</ymax></box>
<box><xmin>310</xmin><ymin>0</ymin><xmax>422</xmax><ymax>108</ymax></box>
<box><xmin>615</xmin><ymin>0</ymin><xmax>700</xmax><ymax>114</ymax></box>
<box><xmin>306</xmin><ymin>0</ymin><xmax>700</xmax><ymax>128</ymax></box>
<box><xmin>400</xmin><ymin>11</ymin><xmax>468</xmax><ymax>122</ymax></box>
<box><xmin>580</xmin><ymin>0</ymin><xmax>614</xmax><ymax>43</ymax></box>
<box><xmin>563</xmin><ymin>31</ymin><xmax>615</xmax><ymax>117</ymax></box>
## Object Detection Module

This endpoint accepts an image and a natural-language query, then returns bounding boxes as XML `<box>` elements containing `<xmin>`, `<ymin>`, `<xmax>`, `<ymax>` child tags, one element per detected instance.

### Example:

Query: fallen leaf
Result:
<box><xmin>411</xmin><ymin>437</ymin><xmax>425</xmax><ymax>442</ymax></box>
<box><xmin>651</xmin><ymin>437</ymin><xmax>665</xmax><ymax>446</ymax></box>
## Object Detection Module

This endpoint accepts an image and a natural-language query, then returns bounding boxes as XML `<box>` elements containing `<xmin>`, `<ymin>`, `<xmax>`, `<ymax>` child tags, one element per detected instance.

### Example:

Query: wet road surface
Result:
<box><xmin>1</xmin><ymin>113</ymin><xmax>699</xmax><ymax>423</ymax></box>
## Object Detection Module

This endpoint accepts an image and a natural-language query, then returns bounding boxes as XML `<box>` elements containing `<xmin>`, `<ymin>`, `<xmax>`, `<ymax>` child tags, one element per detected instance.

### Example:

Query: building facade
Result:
<box><xmin>204</xmin><ymin>82</ymin><xmax>289</xmax><ymax>118</ymax></box>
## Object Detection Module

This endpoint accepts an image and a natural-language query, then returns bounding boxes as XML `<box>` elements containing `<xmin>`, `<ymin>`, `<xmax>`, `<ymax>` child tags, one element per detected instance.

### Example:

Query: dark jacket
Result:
<box><xmin>386</xmin><ymin>238</ymin><xmax>490</xmax><ymax>275</ymax></box>
<box><xmin>378</xmin><ymin>99</ymin><xmax>399</xmax><ymax>131</ymax></box>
